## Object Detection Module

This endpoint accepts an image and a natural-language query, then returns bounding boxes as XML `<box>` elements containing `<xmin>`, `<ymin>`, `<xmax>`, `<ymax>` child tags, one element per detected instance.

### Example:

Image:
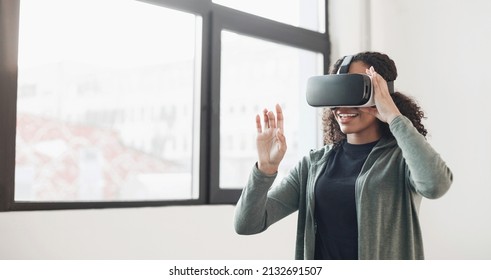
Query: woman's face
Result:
<box><xmin>333</xmin><ymin>61</ymin><xmax>381</xmax><ymax>144</ymax></box>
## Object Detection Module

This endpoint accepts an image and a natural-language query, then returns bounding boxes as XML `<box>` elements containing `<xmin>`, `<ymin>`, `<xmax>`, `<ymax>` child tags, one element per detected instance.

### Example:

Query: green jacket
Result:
<box><xmin>234</xmin><ymin>115</ymin><xmax>453</xmax><ymax>259</ymax></box>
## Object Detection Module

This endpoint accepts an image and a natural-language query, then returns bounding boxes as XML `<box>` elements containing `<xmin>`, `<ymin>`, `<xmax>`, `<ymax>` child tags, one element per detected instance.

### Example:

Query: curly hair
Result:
<box><xmin>322</xmin><ymin>51</ymin><xmax>427</xmax><ymax>146</ymax></box>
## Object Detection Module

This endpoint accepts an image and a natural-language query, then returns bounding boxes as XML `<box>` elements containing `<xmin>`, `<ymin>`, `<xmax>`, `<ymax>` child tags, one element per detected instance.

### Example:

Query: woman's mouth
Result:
<box><xmin>336</xmin><ymin>112</ymin><xmax>359</xmax><ymax>123</ymax></box>
<box><xmin>338</xmin><ymin>113</ymin><xmax>359</xmax><ymax>118</ymax></box>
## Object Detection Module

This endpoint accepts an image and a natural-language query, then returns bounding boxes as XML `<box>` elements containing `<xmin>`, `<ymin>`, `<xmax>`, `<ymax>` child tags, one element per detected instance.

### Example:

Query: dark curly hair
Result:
<box><xmin>322</xmin><ymin>51</ymin><xmax>427</xmax><ymax>146</ymax></box>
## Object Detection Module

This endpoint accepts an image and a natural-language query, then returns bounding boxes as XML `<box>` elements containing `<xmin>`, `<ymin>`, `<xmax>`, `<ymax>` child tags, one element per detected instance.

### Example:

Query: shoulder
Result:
<box><xmin>286</xmin><ymin>145</ymin><xmax>332</xmax><ymax>176</ymax></box>
<box><xmin>305</xmin><ymin>145</ymin><xmax>333</xmax><ymax>166</ymax></box>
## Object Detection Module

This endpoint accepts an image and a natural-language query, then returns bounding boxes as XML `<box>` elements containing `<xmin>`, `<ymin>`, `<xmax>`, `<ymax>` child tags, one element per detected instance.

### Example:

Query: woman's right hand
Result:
<box><xmin>255</xmin><ymin>104</ymin><xmax>287</xmax><ymax>175</ymax></box>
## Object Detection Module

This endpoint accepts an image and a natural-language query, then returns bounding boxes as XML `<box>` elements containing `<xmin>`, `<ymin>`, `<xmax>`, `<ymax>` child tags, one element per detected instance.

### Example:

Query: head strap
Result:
<box><xmin>336</xmin><ymin>54</ymin><xmax>394</xmax><ymax>94</ymax></box>
<box><xmin>336</xmin><ymin>55</ymin><xmax>353</xmax><ymax>74</ymax></box>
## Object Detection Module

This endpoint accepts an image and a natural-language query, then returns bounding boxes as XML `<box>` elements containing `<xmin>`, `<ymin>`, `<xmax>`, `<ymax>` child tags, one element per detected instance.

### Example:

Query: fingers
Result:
<box><xmin>365</xmin><ymin>66</ymin><xmax>401</xmax><ymax>123</ymax></box>
<box><xmin>263</xmin><ymin>108</ymin><xmax>269</xmax><ymax>129</ymax></box>
<box><xmin>268</xmin><ymin>111</ymin><xmax>276</xmax><ymax>129</ymax></box>
<box><xmin>275</xmin><ymin>104</ymin><xmax>284</xmax><ymax>132</ymax></box>
<box><xmin>276</xmin><ymin>127</ymin><xmax>287</xmax><ymax>147</ymax></box>
<box><xmin>367</xmin><ymin>66</ymin><xmax>389</xmax><ymax>97</ymax></box>
<box><xmin>256</xmin><ymin>114</ymin><xmax>262</xmax><ymax>133</ymax></box>
<box><xmin>257</xmin><ymin>105</ymin><xmax>284</xmax><ymax>132</ymax></box>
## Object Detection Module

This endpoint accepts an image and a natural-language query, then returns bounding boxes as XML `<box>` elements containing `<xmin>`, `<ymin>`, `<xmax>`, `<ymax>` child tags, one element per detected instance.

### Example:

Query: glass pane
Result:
<box><xmin>219</xmin><ymin>30</ymin><xmax>323</xmax><ymax>189</ymax></box>
<box><xmin>16</xmin><ymin>0</ymin><xmax>202</xmax><ymax>202</ymax></box>
<box><xmin>213</xmin><ymin>0</ymin><xmax>325</xmax><ymax>32</ymax></box>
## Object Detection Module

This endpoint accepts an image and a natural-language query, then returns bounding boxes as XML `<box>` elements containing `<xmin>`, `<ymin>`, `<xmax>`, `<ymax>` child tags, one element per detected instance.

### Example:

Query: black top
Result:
<box><xmin>314</xmin><ymin>140</ymin><xmax>378</xmax><ymax>260</ymax></box>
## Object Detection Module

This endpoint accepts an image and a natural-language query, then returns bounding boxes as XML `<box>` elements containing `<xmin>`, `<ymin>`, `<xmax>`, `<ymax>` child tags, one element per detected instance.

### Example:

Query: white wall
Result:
<box><xmin>1</xmin><ymin>0</ymin><xmax>490</xmax><ymax>260</ymax></box>
<box><xmin>369</xmin><ymin>0</ymin><xmax>491</xmax><ymax>260</ymax></box>
<box><xmin>0</xmin><ymin>206</ymin><xmax>297</xmax><ymax>259</ymax></box>
<box><xmin>331</xmin><ymin>0</ymin><xmax>491</xmax><ymax>259</ymax></box>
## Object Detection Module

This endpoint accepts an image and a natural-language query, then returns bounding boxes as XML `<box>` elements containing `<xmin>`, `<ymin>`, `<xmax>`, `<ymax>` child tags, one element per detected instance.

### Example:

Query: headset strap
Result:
<box><xmin>387</xmin><ymin>81</ymin><xmax>394</xmax><ymax>94</ymax></box>
<box><xmin>337</xmin><ymin>55</ymin><xmax>395</xmax><ymax>94</ymax></box>
<box><xmin>336</xmin><ymin>55</ymin><xmax>353</xmax><ymax>74</ymax></box>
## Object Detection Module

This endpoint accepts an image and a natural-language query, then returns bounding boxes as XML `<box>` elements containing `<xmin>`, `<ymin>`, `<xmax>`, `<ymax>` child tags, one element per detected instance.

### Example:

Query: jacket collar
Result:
<box><xmin>309</xmin><ymin>136</ymin><xmax>397</xmax><ymax>163</ymax></box>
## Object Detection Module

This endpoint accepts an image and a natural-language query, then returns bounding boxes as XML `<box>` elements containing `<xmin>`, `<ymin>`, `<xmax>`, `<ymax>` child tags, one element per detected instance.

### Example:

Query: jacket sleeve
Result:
<box><xmin>389</xmin><ymin>115</ymin><xmax>453</xmax><ymax>199</ymax></box>
<box><xmin>234</xmin><ymin>162</ymin><xmax>302</xmax><ymax>235</ymax></box>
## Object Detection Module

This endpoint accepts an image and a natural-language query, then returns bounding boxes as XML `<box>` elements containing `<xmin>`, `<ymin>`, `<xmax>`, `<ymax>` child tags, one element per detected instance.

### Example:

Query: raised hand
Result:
<box><xmin>255</xmin><ymin>104</ymin><xmax>287</xmax><ymax>175</ymax></box>
<box><xmin>359</xmin><ymin>66</ymin><xmax>402</xmax><ymax>124</ymax></box>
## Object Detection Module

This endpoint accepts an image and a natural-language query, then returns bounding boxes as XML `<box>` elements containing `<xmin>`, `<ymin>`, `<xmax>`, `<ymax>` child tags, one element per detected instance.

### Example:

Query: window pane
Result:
<box><xmin>219</xmin><ymin>30</ymin><xmax>323</xmax><ymax>189</ymax></box>
<box><xmin>16</xmin><ymin>0</ymin><xmax>201</xmax><ymax>202</ymax></box>
<box><xmin>213</xmin><ymin>0</ymin><xmax>325</xmax><ymax>32</ymax></box>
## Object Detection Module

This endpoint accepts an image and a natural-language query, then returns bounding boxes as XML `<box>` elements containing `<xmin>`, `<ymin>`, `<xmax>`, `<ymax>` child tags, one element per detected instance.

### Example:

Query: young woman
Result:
<box><xmin>234</xmin><ymin>51</ymin><xmax>453</xmax><ymax>260</ymax></box>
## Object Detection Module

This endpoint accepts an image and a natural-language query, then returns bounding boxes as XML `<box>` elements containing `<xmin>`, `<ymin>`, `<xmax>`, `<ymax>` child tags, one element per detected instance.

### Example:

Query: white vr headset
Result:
<box><xmin>306</xmin><ymin>55</ymin><xmax>394</xmax><ymax>108</ymax></box>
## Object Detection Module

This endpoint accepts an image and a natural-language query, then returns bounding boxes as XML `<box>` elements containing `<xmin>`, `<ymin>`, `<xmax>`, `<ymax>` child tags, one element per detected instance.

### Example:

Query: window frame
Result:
<box><xmin>0</xmin><ymin>0</ymin><xmax>329</xmax><ymax>211</ymax></box>
<box><xmin>209</xmin><ymin>3</ymin><xmax>330</xmax><ymax>204</ymax></box>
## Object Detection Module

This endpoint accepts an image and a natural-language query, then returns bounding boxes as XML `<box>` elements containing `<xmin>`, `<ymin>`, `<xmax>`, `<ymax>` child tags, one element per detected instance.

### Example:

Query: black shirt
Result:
<box><xmin>314</xmin><ymin>140</ymin><xmax>378</xmax><ymax>260</ymax></box>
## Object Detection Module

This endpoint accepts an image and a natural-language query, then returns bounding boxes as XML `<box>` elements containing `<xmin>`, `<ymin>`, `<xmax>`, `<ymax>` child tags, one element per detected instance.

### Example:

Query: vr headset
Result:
<box><xmin>306</xmin><ymin>55</ymin><xmax>394</xmax><ymax>108</ymax></box>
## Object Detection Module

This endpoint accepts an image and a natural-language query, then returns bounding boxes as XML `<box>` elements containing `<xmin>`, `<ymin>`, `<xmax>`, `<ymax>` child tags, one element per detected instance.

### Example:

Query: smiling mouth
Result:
<box><xmin>337</xmin><ymin>113</ymin><xmax>359</xmax><ymax>119</ymax></box>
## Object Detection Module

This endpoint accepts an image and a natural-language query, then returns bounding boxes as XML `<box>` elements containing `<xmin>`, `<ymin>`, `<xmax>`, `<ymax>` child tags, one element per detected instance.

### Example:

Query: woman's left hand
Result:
<box><xmin>359</xmin><ymin>66</ymin><xmax>402</xmax><ymax>124</ymax></box>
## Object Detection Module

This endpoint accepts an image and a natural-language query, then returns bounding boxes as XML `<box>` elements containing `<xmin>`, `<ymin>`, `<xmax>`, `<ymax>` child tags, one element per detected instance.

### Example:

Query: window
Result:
<box><xmin>218</xmin><ymin>31</ymin><xmax>323</xmax><ymax>190</ymax></box>
<box><xmin>16</xmin><ymin>0</ymin><xmax>201</xmax><ymax>203</ymax></box>
<box><xmin>0</xmin><ymin>0</ymin><xmax>329</xmax><ymax>211</ymax></box>
<box><xmin>213</xmin><ymin>0</ymin><xmax>325</xmax><ymax>32</ymax></box>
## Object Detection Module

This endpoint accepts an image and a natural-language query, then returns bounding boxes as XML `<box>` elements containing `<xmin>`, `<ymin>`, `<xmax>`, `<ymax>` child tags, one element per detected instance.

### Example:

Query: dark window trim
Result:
<box><xmin>0</xmin><ymin>0</ymin><xmax>20</xmax><ymax>212</ymax></box>
<box><xmin>209</xmin><ymin>4</ymin><xmax>330</xmax><ymax>204</ymax></box>
<box><xmin>0</xmin><ymin>0</ymin><xmax>329</xmax><ymax>211</ymax></box>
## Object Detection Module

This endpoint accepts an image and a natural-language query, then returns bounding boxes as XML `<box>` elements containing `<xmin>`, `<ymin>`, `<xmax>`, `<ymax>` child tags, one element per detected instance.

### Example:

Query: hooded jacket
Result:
<box><xmin>234</xmin><ymin>115</ymin><xmax>453</xmax><ymax>259</ymax></box>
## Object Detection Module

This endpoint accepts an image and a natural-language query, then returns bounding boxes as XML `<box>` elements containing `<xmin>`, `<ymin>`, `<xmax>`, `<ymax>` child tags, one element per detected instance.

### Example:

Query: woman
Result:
<box><xmin>234</xmin><ymin>51</ymin><xmax>453</xmax><ymax>260</ymax></box>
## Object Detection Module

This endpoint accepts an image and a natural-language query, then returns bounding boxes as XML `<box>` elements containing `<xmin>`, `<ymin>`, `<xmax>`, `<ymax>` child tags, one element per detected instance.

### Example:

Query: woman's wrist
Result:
<box><xmin>386</xmin><ymin>112</ymin><xmax>402</xmax><ymax>124</ymax></box>
<box><xmin>257</xmin><ymin>162</ymin><xmax>278</xmax><ymax>175</ymax></box>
